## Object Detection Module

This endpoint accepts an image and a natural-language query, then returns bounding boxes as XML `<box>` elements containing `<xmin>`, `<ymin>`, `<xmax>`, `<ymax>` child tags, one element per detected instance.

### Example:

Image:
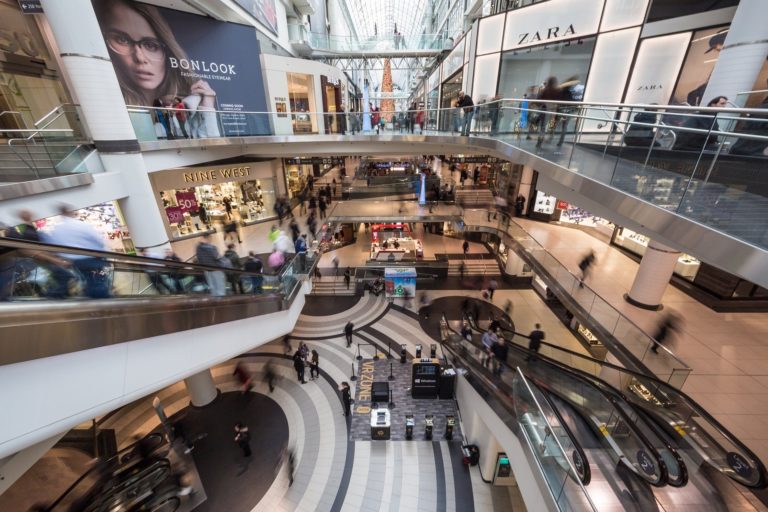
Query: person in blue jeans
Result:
<box><xmin>40</xmin><ymin>206</ymin><xmax>110</xmax><ymax>299</ymax></box>
<box><xmin>457</xmin><ymin>92</ymin><xmax>474</xmax><ymax>136</ymax></box>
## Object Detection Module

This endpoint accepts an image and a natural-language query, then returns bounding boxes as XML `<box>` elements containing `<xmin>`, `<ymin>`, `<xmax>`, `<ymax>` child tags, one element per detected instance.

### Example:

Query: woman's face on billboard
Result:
<box><xmin>106</xmin><ymin>2</ymin><xmax>166</xmax><ymax>93</ymax></box>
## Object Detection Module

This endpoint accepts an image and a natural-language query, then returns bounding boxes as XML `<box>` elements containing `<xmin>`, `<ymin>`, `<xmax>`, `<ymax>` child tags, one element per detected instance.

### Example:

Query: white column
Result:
<box><xmin>184</xmin><ymin>369</ymin><xmax>218</xmax><ymax>407</ymax></box>
<box><xmin>625</xmin><ymin>239</ymin><xmax>680</xmax><ymax>310</ymax></box>
<box><xmin>40</xmin><ymin>0</ymin><xmax>170</xmax><ymax>250</ymax></box>
<box><xmin>703</xmin><ymin>0</ymin><xmax>768</xmax><ymax>105</ymax></box>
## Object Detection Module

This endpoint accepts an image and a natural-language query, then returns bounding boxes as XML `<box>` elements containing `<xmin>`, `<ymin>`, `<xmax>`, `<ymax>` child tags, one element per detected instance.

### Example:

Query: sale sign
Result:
<box><xmin>166</xmin><ymin>206</ymin><xmax>184</xmax><ymax>224</ymax></box>
<box><xmin>175</xmin><ymin>191</ymin><xmax>199</xmax><ymax>212</ymax></box>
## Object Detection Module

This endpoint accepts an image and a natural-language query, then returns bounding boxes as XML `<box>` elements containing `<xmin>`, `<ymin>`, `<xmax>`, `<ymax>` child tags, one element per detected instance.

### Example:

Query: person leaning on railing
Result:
<box><xmin>673</xmin><ymin>96</ymin><xmax>728</xmax><ymax>151</ymax></box>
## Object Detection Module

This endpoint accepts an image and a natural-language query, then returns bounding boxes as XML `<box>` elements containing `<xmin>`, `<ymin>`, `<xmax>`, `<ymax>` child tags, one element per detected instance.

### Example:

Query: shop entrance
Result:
<box><xmin>440</xmin><ymin>71</ymin><xmax>463</xmax><ymax>132</ymax></box>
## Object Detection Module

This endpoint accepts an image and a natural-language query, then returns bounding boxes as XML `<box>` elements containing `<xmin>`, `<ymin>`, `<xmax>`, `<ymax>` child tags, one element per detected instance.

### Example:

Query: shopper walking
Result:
<box><xmin>309</xmin><ymin>349</ymin><xmax>319</xmax><ymax>380</ymax></box>
<box><xmin>343</xmin><ymin>267</ymin><xmax>351</xmax><ymax>289</ymax></box>
<box><xmin>243</xmin><ymin>252</ymin><xmax>263</xmax><ymax>293</ymax></box>
<box><xmin>341</xmin><ymin>382</ymin><xmax>352</xmax><ymax>417</ymax></box>
<box><xmin>488</xmin><ymin>278</ymin><xmax>498</xmax><ymax>300</ymax></box>
<box><xmin>577</xmin><ymin>250</ymin><xmax>596</xmax><ymax>288</ymax></box>
<box><xmin>264</xmin><ymin>360</ymin><xmax>276</xmax><ymax>392</ymax></box>
<box><xmin>318</xmin><ymin>196</ymin><xmax>327</xmax><ymax>219</ymax></box>
<box><xmin>651</xmin><ymin>312</ymin><xmax>681</xmax><ymax>354</ymax></box>
<box><xmin>527</xmin><ymin>324</ymin><xmax>545</xmax><ymax>362</ymax></box>
<box><xmin>344</xmin><ymin>321</ymin><xmax>354</xmax><ymax>347</ymax></box>
<box><xmin>535</xmin><ymin>76</ymin><xmax>563</xmax><ymax>148</ymax></box>
<box><xmin>457</xmin><ymin>91</ymin><xmax>475</xmax><ymax>136</ymax></box>
<box><xmin>293</xmin><ymin>350</ymin><xmax>306</xmax><ymax>384</ymax></box>
<box><xmin>234</xmin><ymin>423</ymin><xmax>251</xmax><ymax>457</ymax></box>
<box><xmin>232</xmin><ymin>361</ymin><xmax>253</xmax><ymax>394</ymax></box>
<box><xmin>462</xmin><ymin>240</ymin><xmax>469</xmax><ymax>256</ymax></box>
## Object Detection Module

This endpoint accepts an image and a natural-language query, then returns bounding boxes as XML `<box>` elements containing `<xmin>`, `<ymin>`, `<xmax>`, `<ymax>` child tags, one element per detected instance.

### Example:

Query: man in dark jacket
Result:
<box><xmin>457</xmin><ymin>92</ymin><xmax>474</xmax><ymax>136</ymax></box>
<box><xmin>344</xmin><ymin>321</ymin><xmax>354</xmax><ymax>347</ymax></box>
<box><xmin>491</xmin><ymin>337</ymin><xmax>509</xmax><ymax>376</ymax></box>
<box><xmin>196</xmin><ymin>234</ymin><xmax>226</xmax><ymax>296</ymax></box>
<box><xmin>527</xmin><ymin>324</ymin><xmax>545</xmax><ymax>361</ymax></box>
<box><xmin>243</xmin><ymin>251</ymin><xmax>263</xmax><ymax>293</ymax></box>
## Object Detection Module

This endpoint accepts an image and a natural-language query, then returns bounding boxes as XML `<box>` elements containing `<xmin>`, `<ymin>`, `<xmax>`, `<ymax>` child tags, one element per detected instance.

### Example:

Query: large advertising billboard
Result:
<box><xmin>670</xmin><ymin>26</ymin><xmax>728</xmax><ymax>106</ymax></box>
<box><xmin>92</xmin><ymin>0</ymin><xmax>270</xmax><ymax>136</ymax></box>
<box><xmin>233</xmin><ymin>0</ymin><xmax>279</xmax><ymax>36</ymax></box>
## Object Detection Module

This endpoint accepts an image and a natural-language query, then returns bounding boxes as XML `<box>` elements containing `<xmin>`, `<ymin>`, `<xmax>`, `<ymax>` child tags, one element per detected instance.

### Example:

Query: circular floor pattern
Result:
<box><xmin>171</xmin><ymin>391</ymin><xmax>289</xmax><ymax>512</ymax></box>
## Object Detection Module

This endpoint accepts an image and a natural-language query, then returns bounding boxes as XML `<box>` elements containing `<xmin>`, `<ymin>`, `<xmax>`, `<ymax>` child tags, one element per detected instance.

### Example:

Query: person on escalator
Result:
<box><xmin>461</xmin><ymin>321</ymin><xmax>472</xmax><ymax>342</ymax></box>
<box><xmin>527</xmin><ymin>324</ymin><xmax>545</xmax><ymax>362</ymax></box>
<box><xmin>481</xmin><ymin>329</ymin><xmax>497</xmax><ymax>368</ymax></box>
<box><xmin>491</xmin><ymin>337</ymin><xmax>509</xmax><ymax>376</ymax></box>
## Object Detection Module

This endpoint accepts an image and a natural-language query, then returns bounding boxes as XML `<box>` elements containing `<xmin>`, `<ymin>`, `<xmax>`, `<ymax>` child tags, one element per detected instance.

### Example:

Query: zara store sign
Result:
<box><xmin>503</xmin><ymin>0</ymin><xmax>605</xmax><ymax>51</ymax></box>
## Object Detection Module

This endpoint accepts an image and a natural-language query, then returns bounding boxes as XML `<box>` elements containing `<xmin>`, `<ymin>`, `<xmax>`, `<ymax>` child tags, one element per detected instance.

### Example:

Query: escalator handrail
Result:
<box><xmin>488</xmin><ymin>321</ymin><xmax>767</xmax><ymax>488</ymax></box>
<box><xmin>440</xmin><ymin>313</ymin><xmax>595</xmax><ymax>497</ymax></box>
<box><xmin>0</xmin><ymin>237</ymin><xmax>298</xmax><ymax>278</ymax></box>
<box><xmin>534</xmin><ymin>387</ymin><xmax>593</xmax><ymax>486</ymax></box>
<box><xmin>462</xmin><ymin>312</ymin><xmax>671</xmax><ymax>487</ymax></box>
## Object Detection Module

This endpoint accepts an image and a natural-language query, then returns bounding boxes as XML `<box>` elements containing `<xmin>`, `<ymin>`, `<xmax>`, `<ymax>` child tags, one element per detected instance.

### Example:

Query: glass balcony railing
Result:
<box><xmin>287</xmin><ymin>25</ymin><xmax>449</xmax><ymax>52</ymax></box>
<box><xmin>454</xmin><ymin>208</ymin><xmax>694</xmax><ymax>388</ymax></box>
<box><xmin>128</xmin><ymin>99</ymin><xmax>768</xmax><ymax>257</ymax></box>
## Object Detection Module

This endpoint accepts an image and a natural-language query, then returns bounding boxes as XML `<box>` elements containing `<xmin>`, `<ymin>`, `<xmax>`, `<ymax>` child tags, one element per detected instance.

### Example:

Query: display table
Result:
<box><xmin>370</xmin><ymin>237</ymin><xmax>423</xmax><ymax>261</ymax></box>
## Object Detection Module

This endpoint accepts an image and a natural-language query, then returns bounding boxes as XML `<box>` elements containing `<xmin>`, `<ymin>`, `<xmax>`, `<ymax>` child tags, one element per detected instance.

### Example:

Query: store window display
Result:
<box><xmin>613</xmin><ymin>227</ymin><xmax>700</xmax><ymax>280</ymax></box>
<box><xmin>35</xmin><ymin>202</ymin><xmax>133</xmax><ymax>253</ymax></box>
<box><xmin>160</xmin><ymin>179</ymin><xmax>276</xmax><ymax>239</ymax></box>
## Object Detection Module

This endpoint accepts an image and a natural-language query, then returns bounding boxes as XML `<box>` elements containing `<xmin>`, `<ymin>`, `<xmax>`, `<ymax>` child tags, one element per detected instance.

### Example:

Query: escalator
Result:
<box><xmin>47</xmin><ymin>432</ymin><xmax>182</xmax><ymax>512</ymax></box>
<box><xmin>0</xmin><ymin>237</ymin><xmax>315</xmax><ymax>460</ymax></box>
<box><xmin>467</xmin><ymin>314</ymin><xmax>768</xmax><ymax>492</ymax></box>
<box><xmin>480</xmin><ymin>316</ymin><xmax>768</xmax><ymax>489</ymax></box>
<box><xmin>446</xmin><ymin>313</ymin><xmax>684</xmax><ymax>491</ymax></box>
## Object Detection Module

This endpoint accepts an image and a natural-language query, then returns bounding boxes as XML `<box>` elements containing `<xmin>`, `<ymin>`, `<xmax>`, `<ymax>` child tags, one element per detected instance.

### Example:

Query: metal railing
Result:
<box><xmin>287</xmin><ymin>25</ymin><xmax>450</xmax><ymax>52</ymax></box>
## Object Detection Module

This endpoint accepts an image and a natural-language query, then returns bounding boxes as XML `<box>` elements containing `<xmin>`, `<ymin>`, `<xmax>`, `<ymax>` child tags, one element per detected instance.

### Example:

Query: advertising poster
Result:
<box><xmin>384</xmin><ymin>267</ymin><xmax>417</xmax><ymax>299</ymax></box>
<box><xmin>165</xmin><ymin>206</ymin><xmax>184</xmax><ymax>224</ymax></box>
<box><xmin>92</xmin><ymin>0</ymin><xmax>270</xmax><ymax>136</ymax></box>
<box><xmin>670</xmin><ymin>26</ymin><xmax>729</xmax><ymax>106</ymax></box>
<box><xmin>233</xmin><ymin>0</ymin><xmax>279</xmax><ymax>36</ymax></box>
<box><xmin>175</xmin><ymin>191</ymin><xmax>198</xmax><ymax>212</ymax></box>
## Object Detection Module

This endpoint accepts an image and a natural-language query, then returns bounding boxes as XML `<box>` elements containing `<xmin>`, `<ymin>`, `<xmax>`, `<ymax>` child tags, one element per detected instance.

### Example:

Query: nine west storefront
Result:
<box><xmin>149</xmin><ymin>160</ymin><xmax>283</xmax><ymax>240</ymax></box>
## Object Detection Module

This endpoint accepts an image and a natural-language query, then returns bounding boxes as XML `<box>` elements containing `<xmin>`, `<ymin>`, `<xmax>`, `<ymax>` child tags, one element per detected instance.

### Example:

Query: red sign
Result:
<box><xmin>165</xmin><ymin>206</ymin><xmax>184</xmax><ymax>224</ymax></box>
<box><xmin>556</xmin><ymin>200</ymin><xmax>569</xmax><ymax>210</ymax></box>
<box><xmin>175</xmin><ymin>191</ymin><xmax>198</xmax><ymax>212</ymax></box>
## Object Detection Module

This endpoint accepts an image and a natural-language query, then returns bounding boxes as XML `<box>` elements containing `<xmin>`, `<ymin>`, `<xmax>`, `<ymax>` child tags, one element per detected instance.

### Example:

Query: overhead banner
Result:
<box><xmin>232</xmin><ymin>0</ymin><xmax>279</xmax><ymax>36</ymax></box>
<box><xmin>92</xmin><ymin>0</ymin><xmax>270</xmax><ymax>136</ymax></box>
<box><xmin>502</xmin><ymin>0</ymin><xmax>605</xmax><ymax>51</ymax></box>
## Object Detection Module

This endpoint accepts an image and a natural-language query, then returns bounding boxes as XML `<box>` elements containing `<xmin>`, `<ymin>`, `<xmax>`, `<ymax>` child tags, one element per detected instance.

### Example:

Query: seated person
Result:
<box><xmin>393</xmin><ymin>240</ymin><xmax>400</xmax><ymax>249</ymax></box>
<box><xmin>624</xmin><ymin>109</ymin><xmax>659</xmax><ymax>147</ymax></box>
<box><xmin>673</xmin><ymin>96</ymin><xmax>728</xmax><ymax>151</ymax></box>
<box><xmin>382</xmin><ymin>241</ymin><xmax>389</xmax><ymax>249</ymax></box>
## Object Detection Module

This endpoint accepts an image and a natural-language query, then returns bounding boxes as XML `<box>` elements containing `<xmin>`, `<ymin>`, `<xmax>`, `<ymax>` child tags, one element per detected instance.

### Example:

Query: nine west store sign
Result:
<box><xmin>502</xmin><ymin>0</ymin><xmax>605</xmax><ymax>51</ymax></box>
<box><xmin>149</xmin><ymin>161</ymin><xmax>278</xmax><ymax>191</ymax></box>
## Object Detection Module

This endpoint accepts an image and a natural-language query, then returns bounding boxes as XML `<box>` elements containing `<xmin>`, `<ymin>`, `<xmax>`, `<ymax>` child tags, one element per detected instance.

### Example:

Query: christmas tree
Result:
<box><xmin>381</xmin><ymin>58</ymin><xmax>395</xmax><ymax>125</ymax></box>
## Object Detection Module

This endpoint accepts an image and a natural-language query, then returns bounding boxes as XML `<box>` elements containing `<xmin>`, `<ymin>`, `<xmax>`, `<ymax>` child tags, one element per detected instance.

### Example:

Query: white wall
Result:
<box><xmin>0</xmin><ymin>282</ymin><xmax>309</xmax><ymax>458</ymax></box>
<box><xmin>456</xmin><ymin>375</ymin><xmax>554</xmax><ymax>510</ymax></box>
<box><xmin>262</xmin><ymin>54</ymin><xmax>350</xmax><ymax>135</ymax></box>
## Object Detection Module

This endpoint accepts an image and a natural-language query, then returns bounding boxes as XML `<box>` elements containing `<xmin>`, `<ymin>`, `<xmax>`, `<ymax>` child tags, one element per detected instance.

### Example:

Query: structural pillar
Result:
<box><xmin>40</xmin><ymin>0</ymin><xmax>170</xmax><ymax>250</ymax></box>
<box><xmin>703</xmin><ymin>0</ymin><xmax>768</xmax><ymax>106</ymax></box>
<box><xmin>184</xmin><ymin>369</ymin><xmax>219</xmax><ymax>407</ymax></box>
<box><xmin>624</xmin><ymin>239</ymin><xmax>680</xmax><ymax>311</ymax></box>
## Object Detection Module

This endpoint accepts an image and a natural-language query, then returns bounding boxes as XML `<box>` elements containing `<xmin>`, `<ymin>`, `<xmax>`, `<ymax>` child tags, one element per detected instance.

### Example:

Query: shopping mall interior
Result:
<box><xmin>2</xmin><ymin>0</ymin><xmax>768</xmax><ymax>511</ymax></box>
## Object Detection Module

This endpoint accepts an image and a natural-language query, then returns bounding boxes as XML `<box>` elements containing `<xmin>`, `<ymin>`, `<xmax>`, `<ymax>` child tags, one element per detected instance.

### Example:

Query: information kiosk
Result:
<box><xmin>411</xmin><ymin>358</ymin><xmax>441</xmax><ymax>398</ymax></box>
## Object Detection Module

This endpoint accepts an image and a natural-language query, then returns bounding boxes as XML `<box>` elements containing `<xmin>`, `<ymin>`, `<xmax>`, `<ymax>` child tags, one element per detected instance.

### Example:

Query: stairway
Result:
<box><xmin>447</xmin><ymin>258</ymin><xmax>501</xmax><ymax>277</ymax></box>
<box><xmin>454</xmin><ymin>188</ymin><xmax>494</xmax><ymax>207</ymax></box>
<box><xmin>0</xmin><ymin>142</ymin><xmax>86</xmax><ymax>182</ymax></box>
<box><xmin>310</xmin><ymin>276</ymin><xmax>356</xmax><ymax>295</ymax></box>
